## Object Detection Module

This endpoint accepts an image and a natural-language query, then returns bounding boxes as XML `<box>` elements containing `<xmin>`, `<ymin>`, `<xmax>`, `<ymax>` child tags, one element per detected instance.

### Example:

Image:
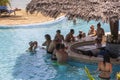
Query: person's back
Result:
<box><xmin>55</xmin><ymin>44</ymin><xmax>68</xmax><ymax>64</ymax></box>
<box><xmin>56</xmin><ymin>50</ymin><xmax>68</xmax><ymax>64</ymax></box>
<box><xmin>99</xmin><ymin>62</ymin><xmax>112</xmax><ymax>72</ymax></box>
<box><xmin>97</xmin><ymin>54</ymin><xmax>112</xmax><ymax>79</ymax></box>
<box><xmin>98</xmin><ymin>62</ymin><xmax>112</xmax><ymax>79</ymax></box>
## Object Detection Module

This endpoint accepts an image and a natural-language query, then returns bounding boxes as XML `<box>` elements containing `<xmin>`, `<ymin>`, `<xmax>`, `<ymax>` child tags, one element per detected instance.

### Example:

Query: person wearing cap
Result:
<box><xmin>88</xmin><ymin>25</ymin><xmax>96</xmax><ymax>37</ymax></box>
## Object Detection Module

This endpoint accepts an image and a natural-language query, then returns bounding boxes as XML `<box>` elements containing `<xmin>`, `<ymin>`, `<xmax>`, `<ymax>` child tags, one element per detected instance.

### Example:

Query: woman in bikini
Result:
<box><xmin>97</xmin><ymin>54</ymin><xmax>112</xmax><ymax>80</ymax></box>
<box><xmin>42</xmin><ymin>34</ymin><xmax>52</xmax><ymax>53</ymax></box>
<box><xmin>88</xmin><ymin>25</ymin><xmax>96</xmax><ymax>37</ymax></box>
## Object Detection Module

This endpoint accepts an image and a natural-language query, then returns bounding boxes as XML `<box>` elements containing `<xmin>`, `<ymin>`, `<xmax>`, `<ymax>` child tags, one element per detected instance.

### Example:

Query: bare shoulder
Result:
<box><xmin>99</xmin><ymin>61</ymin><xmax>102</xmax><ymax>64</ymax></box>
<box><xmin>109</xmin><ymin>63</ymin><xmax>112</xmax><ymax>66</ymax></box>
<box><xmin>106</xmin><ymin>62</ymin><xmax>112</xmax><ymax>65</ymax></box>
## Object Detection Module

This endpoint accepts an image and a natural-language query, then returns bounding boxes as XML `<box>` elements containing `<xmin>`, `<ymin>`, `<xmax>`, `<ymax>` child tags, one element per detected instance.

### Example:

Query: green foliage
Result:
<box><xmin>84</xmin><ymin>66</ymin><xmax>95</xmax><ymax>80</ymax></box>
<box><xmin>0</xmin><ymin>0</ymin><xmax>11</xmax><ymax>6</ymax></box>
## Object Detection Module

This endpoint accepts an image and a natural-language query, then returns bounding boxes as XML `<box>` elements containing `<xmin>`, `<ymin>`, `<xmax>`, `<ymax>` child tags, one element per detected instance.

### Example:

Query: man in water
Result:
<box><xmin>96</xmin><ymin>22</ymin><xmax>105</xmax><ymax>48</ymax></box>
<box><xmin>55</xmin><ymin>43</ymin><xmax>68</xmax><ymax>64</ymax></box>
<box><xmin>54</xmin><ymin>30</ymin><xmax>64</xmax><ymax>43</ymax></box>
<box><xmin>65</xmin><ymin>29</ymin><xmax>75</xmax><ymax>42</ymax></box>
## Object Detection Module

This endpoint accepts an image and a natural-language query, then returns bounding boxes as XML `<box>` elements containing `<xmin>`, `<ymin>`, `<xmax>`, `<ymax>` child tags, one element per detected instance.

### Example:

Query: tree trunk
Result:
<box><xmin>109</xmin><ymin>18</ymin><xmax>119</xmax><ymax>41</ymax></box>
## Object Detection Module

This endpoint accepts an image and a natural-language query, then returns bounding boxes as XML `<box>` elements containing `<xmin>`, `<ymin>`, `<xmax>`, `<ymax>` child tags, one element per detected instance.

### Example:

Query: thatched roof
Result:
<box><xmin>26</xmin><ymin>0</ymin><xmax>120</xmax><ymax>22</ymax></box>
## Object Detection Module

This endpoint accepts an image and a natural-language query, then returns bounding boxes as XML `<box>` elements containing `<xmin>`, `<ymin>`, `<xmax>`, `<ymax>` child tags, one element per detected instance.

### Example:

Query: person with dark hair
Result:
<box><xmin>54</xmin><ymin>43</ymin><xmax>68</xmax><ymax>64</ymax></box>
<box><xmin>28</xmin><ymin>41</ymin><xmax>34</xmax><ymax>52</ymax></box>
<box><xmin>96</xmin><ymin>22</ymin><xmax>105</xmax><ymax>48</ymax></box>
<box><xmin>33</xmin><ymin>41</ymin><xmax>38</xmax><ymax>52</ymax></box>
<box><xmin>47</xmin><ymin>39</ymin><xmax>61</xmax><ymax>54</ymax></box>
<box><xmin>82</xmin><ymin>32</ymin><xmax>86</xmax><ymax>38</ymax></box>
<box><xmin>27</xmin><ymin>41</ymin><xmax>38</xmax><ymax>53</ymax></box>
<box><xmin>51</xmin><ymin>43</ymin><xmax>61</xmax><ymax>60</ymax></box>
<box><xmin>42</xmin><ymin>34</ymin><xmax>52</xmax><ymax>53</ymax></box>
<box><xmin>65</xmin><ymin>29</ymin><xmax>75</xmax><ymax>42</ymax></box>
<box><xmin>77</xmin><ymin>31</ymin><xmax>83</xmax><ymax>39</ymax></box>
<box><xmin>54</xmin><ymin>30</ymin><xmax>64</xmax><ymax>43</ymax></box>
<box><xmin>97</xmin><ymin>53</ymin><xmax>112</xmax><ymax>79</ymax></box>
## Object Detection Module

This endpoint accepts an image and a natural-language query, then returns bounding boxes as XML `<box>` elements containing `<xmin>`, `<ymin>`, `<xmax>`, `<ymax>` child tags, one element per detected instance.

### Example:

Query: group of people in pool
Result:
<box><xmin>42</xmin><ymin>30</ymin><xmax>68</xmax><ymax>64</ymax></box>
<box><xmin>27</xmin><ymin>22</ymin><xmax>116</xmax><ymax>79</ymax></box>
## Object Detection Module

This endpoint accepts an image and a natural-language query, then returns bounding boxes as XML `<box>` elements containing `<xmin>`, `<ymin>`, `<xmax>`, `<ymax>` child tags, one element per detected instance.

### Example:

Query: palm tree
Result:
<box><xmin>0</xmin><ymin>0</ymin><xmax>11</xmax><ymax>7</ymax></box>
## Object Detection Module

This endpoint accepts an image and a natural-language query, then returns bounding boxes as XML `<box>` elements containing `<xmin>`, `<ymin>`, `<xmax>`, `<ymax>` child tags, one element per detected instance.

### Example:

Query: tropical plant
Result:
<box><xmin>84</xmin><ymin>66</ymin><xmax>95</xmax><ymax>80</ymax></box>
<box><xmin>0</xmin><ymin>0</ymin><xmax>11</xmax><ymax>6</ymax></box>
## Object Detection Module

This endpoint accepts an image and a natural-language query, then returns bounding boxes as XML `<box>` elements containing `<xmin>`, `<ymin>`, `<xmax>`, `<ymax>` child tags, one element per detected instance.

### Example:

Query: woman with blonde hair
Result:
<box><xmin>88</xmin><ymin>25</ymin><xmax>96</xmax><ymax>37</ymax></box>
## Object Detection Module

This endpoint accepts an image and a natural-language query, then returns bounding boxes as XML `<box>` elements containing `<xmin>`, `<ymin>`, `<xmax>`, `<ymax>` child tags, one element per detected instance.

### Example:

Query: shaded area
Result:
<box><xmin>26</xmin><ymin>0</ymin><xmax>120</xmax><ymax>22</ymax></box>
<box><xmin>26</xmin><ymin>0</ymin><xmax>120</xmax><ymax>43</ymax></box>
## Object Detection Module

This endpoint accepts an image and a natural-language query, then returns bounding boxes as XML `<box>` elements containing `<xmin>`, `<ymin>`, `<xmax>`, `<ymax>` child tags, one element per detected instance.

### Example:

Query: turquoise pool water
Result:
<box><xmin>0</xmin><ymin>17</ymin><xmax>120</xmax><ymax>80</ymax></box>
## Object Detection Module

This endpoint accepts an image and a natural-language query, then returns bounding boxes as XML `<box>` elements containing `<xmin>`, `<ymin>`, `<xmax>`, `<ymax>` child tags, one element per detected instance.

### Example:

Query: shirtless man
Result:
<box><xmin>54</xmin><ymin>30</ymin><xmax>64</xmax><ymax>43</ymax></box>
<box><xmin>96</xmin><ymin>23</ymin><xmax>105</xmax><ymax>47</ymax></box>
<box><xmin>77</xmin><ymin>31</ymin><xmax>83</xmax><ymax>39</ymax></box>
<box><xmin>65</xmin><ymin>29</ymin><xmax>75</xmax><ymax>42</ymax></box>
<box><xmin>55</xmin><ymin>43</ymin><xmax>68</xmax><ymax>64</ymax></box>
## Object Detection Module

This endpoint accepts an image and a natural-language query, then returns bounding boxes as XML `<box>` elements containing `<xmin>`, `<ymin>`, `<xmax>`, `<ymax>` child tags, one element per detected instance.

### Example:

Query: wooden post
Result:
<box><xmin>109</xmin><ymin>17</ymin><xmax>119</xmax><ymax>41</ymax></box>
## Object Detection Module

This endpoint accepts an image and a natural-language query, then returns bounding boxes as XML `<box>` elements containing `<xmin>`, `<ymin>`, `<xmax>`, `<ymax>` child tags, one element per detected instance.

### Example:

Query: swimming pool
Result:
<box><xmin>0</xmin><ymin>17</ymin><xmax>120</xmax><ymax>80</ymax></box>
